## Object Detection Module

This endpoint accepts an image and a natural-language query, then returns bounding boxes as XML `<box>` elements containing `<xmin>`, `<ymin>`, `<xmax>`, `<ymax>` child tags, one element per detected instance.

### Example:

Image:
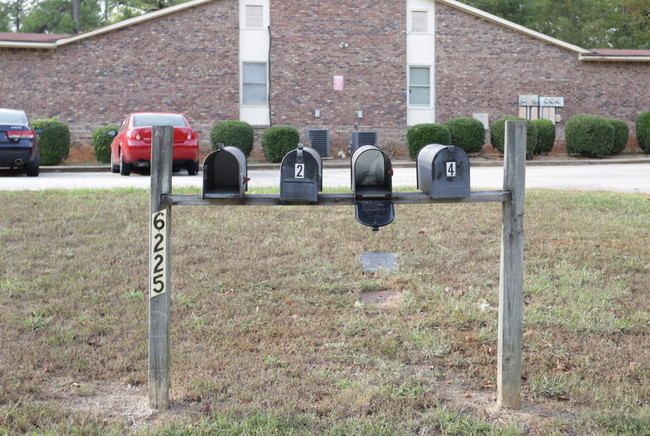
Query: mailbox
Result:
<box><xmin>280</xmin><ymin>143</ymin><xmax>322</xmax><ymax>203</ymax></box>
<box><xmin>416</xmin><ymin>144</ymin><xmax>470</xmax><ymax>199</ymax></box>
<box><xmin>350</xmin><ymin>145</ymin><xmax>394</xmax><ymax>231</ymax></box>
<box><xmin>203</xmin><ymin>145</ymin><xmax>248</xmax><ymax>199</ymax></box>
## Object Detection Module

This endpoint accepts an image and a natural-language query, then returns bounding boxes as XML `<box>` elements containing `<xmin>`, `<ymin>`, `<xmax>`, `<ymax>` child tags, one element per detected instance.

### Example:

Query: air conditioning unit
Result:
<box><xmin>349</xmin><ymin>131</ymin><xmax>378</xmax><ymax>155</ymax></box>
<box><xmin>305</xmin><ymin>129</ymin><xmax>330</xmax><ymax>157</ymax></box>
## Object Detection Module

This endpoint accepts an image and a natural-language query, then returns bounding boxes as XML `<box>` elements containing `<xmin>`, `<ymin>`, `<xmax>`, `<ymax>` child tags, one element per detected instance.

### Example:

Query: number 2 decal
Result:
<box><xmin>150</xmin><ymin>210</ymin><xmax>167</xmax><ymax>298</ymax></box>
<box><xmin>295</xmin><ymin>163</ymin><xmax>305</xmax><ymax>179</ymax></box>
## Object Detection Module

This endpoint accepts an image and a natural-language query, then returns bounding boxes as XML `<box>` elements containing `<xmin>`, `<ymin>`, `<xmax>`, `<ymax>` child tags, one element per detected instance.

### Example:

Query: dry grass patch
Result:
<box><xmin>0</xmin><ymin>188</ymin><xmax>648</xmax><ymax>434</ymax></box>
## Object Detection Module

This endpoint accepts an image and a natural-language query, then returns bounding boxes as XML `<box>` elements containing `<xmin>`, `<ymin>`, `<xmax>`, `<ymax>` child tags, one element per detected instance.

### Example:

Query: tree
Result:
<box><xmin>20</xmin><ymin>0</ymin><xmax>101</xmax><ymax>34</ymax></box>
<box><xmin>2</xmin><ymin>0</ymin><xmax>28</xmax><ymax>31</ymax></box>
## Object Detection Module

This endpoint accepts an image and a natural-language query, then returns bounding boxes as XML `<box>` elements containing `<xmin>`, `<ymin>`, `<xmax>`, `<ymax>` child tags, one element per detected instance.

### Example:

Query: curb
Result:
<box><xmin>41</xmin><ymin>157</ymin><xmax>650</xmax><ymax>172</ymax></box>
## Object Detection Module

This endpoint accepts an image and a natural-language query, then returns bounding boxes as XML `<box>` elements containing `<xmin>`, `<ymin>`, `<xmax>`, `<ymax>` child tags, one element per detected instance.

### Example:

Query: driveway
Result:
<box><xmin>1</xmin><ymin>162</ymin><xmax>649</xmax><ymax>194</ymax></box>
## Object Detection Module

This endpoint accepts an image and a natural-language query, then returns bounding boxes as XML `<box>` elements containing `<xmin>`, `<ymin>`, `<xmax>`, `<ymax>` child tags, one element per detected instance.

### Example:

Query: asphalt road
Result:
<box><xmin>1</xmin><ymin>163</ymin><xmax>649</xmax><ymax>194</ymax></box>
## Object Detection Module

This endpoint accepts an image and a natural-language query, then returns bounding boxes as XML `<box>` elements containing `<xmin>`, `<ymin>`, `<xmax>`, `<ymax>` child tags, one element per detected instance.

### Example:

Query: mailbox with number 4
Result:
<box><xmin>202</xmin><ymin>144</ymin><xmax>249</xmax><ymax>199</ymax></box>
<box><xmin>351</xmin><ymin>145</ymin><xmax>394</xmax><ymax>231</ymax></box>
<box><xmin>280</xmin><ymin>143</ymin><xmax>323</xmax><ymax>203</ymax></box>
<box><xmin>416</xmin><ymin>144</ymin><xmax>470</xmax><ymax>199</ymax></box>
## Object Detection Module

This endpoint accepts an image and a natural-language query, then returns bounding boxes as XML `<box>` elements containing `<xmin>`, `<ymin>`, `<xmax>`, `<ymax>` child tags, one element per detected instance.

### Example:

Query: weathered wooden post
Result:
<box><xmin>497</xmin><ymin>120</ymin><xmax>526</xmax><ymax>409</ymax></box>
<box><xmin>149</xmin><ymin>125</ymin><xmax>173</xmax><ymax>410</ymax></box>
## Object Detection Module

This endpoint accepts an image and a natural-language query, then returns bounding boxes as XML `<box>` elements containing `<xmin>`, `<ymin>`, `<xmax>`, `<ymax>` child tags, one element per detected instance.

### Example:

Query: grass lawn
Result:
<box><xmin>0</xmin><ymin>187</ymin><xmax>648</xmax><ymax>435</ymax></box>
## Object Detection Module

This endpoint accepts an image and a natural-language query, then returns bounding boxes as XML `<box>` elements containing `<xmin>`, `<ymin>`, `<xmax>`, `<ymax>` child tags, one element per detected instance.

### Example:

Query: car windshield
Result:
<box><xmin>132</xmin><ymin>113</ymin><xmax>187</xmax><ymax>127</ymax></box>
<box><xmin>0</xmin><ymin>110</ymin><xmax>28</xmax><ymax>125</ymax></box>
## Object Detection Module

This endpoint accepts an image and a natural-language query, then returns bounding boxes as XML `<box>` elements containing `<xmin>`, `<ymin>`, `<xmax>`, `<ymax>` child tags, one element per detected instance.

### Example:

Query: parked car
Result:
<box><xmin>0</xmin><ymin>108</ymin><xmax>40</xmax><ymax>176</ymax></box>
<box><xmin>109</xmin><ymin>112</ymin><xmax>199</xmax><ymax>176</ymax></box>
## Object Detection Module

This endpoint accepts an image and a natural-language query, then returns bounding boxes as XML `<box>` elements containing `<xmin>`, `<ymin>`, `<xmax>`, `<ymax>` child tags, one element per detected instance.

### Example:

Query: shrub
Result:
<box><xmin>565</xmin><ymin>115</ymin><xmax>614</xmax><ymax>157</ymax></box>
<box><xmin>210</xmin><ymin>120</ymin><xmax>254</xmax><ymax>156</ymax></box>
<box><xmin>406</xmin><ymin>123</ymin><xmax>451</xmax><ymax>159</ymax></box>
<box><xmin>608</xmin><ymin>119</ymin><xmax>629</xmax><ymax>155</ymax></box>
<box><xmin>532</xmin><ymin>119</ymin><xmax>556</xmax><ymax>155</ymax></box>
<box><xmin>92</xmin><ymin>125</ymin><xmax>118</xmax><ymax>163</ymax></box>
<box><xmin>261</xmin><ymin>125</ymin><xmax>299</xmax><ymax>162</ymax></box>
<box><xmin>490</xmin><ymin>117</ymin><xmax>537</xmax><ymax>159</ymax></box>
<box><xmin>32</xmin><ymin>117</ymin><xmax>70</xmax><ymax>165</ymax></box>
<box><xmin>443</xmin><ymin>117</ymin><xmax>485</xmax><ymax>153</ymax></box>
<box><xmin>636</xmin><ymin>110</ymin><xmax>650</xmax><ymax>153</ymax></box>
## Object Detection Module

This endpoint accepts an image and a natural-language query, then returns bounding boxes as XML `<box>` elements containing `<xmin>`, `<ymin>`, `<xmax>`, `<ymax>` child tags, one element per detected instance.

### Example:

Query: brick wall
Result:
<box><xmin>435</xmin><ymin>2</ymin><xmax>649</xmax><ymax>149</ymax></box>
<box><xmin>268</xmin><ymin>0</ymin><xmax>406</xmax><ymax>154</ymax></box>
<box><xmin>1</xmin><ymin>0</ymin><xmax>239</xmax><ymax>161</ymax></box>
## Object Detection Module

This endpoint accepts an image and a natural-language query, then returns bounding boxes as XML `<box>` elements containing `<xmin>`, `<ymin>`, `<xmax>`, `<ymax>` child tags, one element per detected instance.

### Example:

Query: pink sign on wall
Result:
<box><xmin>333</xmin><ymin>75</ymin><xmax>344</xmax><ymax>91</ymax></box>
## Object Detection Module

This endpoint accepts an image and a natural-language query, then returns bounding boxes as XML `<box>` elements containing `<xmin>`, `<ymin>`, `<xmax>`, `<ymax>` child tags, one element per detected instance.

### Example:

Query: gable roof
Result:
<box><xmin>1</xmin><ymin>0</ymin><xmax>649</xmax><ymax>62</ymax></box>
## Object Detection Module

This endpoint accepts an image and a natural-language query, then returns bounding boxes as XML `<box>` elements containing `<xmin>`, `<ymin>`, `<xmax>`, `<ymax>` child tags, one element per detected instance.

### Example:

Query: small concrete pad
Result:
<box><xmin>359</xmin><ymin>252</ymin><xmax>398</xmax><ymax>272</ymax></box>
<box><xmin>359</xmin><ymin>290</ymin><xmax>402</xmax><ymax>308</ymax></box>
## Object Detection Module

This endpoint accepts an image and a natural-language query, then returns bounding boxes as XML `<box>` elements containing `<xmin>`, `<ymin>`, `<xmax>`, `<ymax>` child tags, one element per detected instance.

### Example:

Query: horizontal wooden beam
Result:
<box><xmin>162</xmin><ymin>190</ymin><xmax>510</xmax><ymax>207</ymax></box>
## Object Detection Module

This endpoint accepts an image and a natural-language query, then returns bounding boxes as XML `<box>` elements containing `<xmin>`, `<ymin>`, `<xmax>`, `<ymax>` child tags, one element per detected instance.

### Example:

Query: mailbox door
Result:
<box><xmin>431</xmin><ymin>147</ymin><xmax>470</xmax><ymax>198</ymax></box>
<box><xmin>355</xmin><ymin>199</ymin><xmax>395</xmax><ymax>231</ymax></box>
<box><xmin>280</xmin><ymin>148</ymin><xmax>322</xmax><ymax>202</ymax></box>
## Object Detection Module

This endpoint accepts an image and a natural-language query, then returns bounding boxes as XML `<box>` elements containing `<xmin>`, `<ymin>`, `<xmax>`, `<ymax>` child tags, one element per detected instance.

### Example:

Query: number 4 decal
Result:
<box><xmin>446</xmin><ymin>162</ymin><xmax>456</xmax><ymax>178</ymax></box>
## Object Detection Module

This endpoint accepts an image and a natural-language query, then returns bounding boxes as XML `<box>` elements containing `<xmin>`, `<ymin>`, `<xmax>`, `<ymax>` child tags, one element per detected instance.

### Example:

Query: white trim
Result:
<box><xmin>579</xmin><ymin>54</ymin><xmax>650</xmax><ymax>62</ymax></box>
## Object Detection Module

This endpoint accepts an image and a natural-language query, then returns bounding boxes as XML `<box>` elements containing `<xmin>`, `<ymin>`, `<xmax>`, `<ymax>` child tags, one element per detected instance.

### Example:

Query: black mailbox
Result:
<box><xmin>416</xmin><ymin>144</ymin><xmax>470</xmax><ymax>199</ymax></box>
<box><xmin>350</xmin><ymin>145</ymin><xmax>394</xmax><ymax>231</ymax></box>
<box><xmin>280</xmin><ymin>143</ymin><xmax>322</xmax><ymax>203</ymax></box>
<box><xmin>202</xmin><ymin>145</ymin><xmax>248</xmax><ymax>199</ymax></box>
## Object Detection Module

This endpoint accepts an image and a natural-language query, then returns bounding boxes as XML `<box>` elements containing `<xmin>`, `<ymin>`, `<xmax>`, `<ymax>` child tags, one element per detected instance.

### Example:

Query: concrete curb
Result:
<box><xmin>41</xmin><ymin>157</ymin><xmax>650</xmax><ymax>172</ymax></box>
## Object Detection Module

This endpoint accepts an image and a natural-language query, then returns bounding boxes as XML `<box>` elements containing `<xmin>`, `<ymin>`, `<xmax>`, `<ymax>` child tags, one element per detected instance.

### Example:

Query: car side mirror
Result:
<box><xmin>34</xmin><ymin>128</ymin><xmax>44</xmax><ymax>135</ymax></box>
<box><xmin>107</xmin><ymin>130</ymin><xmax>117</xmax><ymax>137</ymax></box>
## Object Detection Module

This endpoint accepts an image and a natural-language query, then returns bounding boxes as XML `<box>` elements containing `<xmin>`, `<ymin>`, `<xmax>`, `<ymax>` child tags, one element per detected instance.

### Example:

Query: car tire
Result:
<box><xmin>187</xmin><ymin>161</ymin><xmax>199</xmax><ymax>176</ymax></box>
<box><xmin>26</xmin><ymin>163</ymin><xmax>39</xmax><ymax>177</ymax></box>
<box><xmin>119</xmin><ymin>149</ymin><xmax>131</xmax><ymax>176</ymax></box>
<box><xmin>111</xmin><ymin>156</ymin><xmax>119</xmax><ymax>173</ymax></box>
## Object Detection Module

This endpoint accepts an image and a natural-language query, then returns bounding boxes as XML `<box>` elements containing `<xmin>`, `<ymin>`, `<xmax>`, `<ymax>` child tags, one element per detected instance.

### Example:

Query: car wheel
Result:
<box><xmin>120</xmin><ymin>149</ymin><xmax>131</xmax><ymax>176</ymax></box>
<box><xmin>26</xmin><ymin>163</ymin><xmax>39</xmax><ymax>177</ymax></box>
<box><xmin>187</xmin><ymin>161</ymin><xmax>199</xmax><ymax>176</ymax></box>
<box><xmin>111</xmin><ymin>156</ymin><xmax>119</xmax><ymax>173</ymax></box>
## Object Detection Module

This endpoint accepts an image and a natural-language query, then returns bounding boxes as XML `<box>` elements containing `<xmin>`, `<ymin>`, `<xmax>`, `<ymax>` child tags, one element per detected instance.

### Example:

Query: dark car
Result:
<box><xmin>0</xmin><ymin>109</ymin><xmax>40</xmax><ymax>176</ymax></box>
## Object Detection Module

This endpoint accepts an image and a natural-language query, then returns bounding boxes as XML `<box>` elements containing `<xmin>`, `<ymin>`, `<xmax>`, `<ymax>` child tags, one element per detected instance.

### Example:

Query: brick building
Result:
<box><xmin>1</xmin><ymin>0</ymin><xmax>649</xmax><ymax>161</ymax></box>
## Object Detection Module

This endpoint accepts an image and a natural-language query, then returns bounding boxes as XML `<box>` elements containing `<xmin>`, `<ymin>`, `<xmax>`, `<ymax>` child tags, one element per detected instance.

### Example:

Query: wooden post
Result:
<box><xmin>149</xmin><ymin>125</ymin><xmax>173</xmax><ymax>410</ymax></box>
<box><xmin>497</xmin><ymin>120</ymin><xmax>526</xmax><ymax>409</ymax></box>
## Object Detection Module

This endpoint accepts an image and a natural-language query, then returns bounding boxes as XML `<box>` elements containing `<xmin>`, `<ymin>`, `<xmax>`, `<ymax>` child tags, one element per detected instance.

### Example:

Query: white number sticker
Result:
<box><xmin>150</xmin><ymin>210</ymin><xmax>167</xmax><ymax>298</ymax></box>
<box><xmin>446</xmin><ymin>161</ymin><xmax>456</xmax><ymax>178</ymax></box>
<box><xmin>295</xmin><ymin>163</ymin><xmax>305</xmax><ymax>179</ymax></box>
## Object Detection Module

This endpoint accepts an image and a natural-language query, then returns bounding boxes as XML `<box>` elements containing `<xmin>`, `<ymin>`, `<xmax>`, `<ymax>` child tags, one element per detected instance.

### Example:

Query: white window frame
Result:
<box><xmin>409</xmin><ymin>9</ymin><xmax>431</xmax><ymax>34</ymax></box>
<box><xmin>408</xmin><ymin>65</ymin><xmax>433</xmax><ymax>108</ymax></box>
<box><xmin>241</xmin><ymin>61</ymin><xmax>268</xmax><ymax>106</ymax></box>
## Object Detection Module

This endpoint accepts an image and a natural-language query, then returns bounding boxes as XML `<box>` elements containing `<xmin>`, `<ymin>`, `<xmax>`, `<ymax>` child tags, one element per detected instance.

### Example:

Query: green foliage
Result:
<box><xmin>406</xmin><ymin>123</ymin><xmax>451</xmax><ymax>159</ymax></box>
<box><xmin>20</xmin><ymin>0</ymin><xmax>101</xmax><ymax>33</ymax></box>
<box><xmin>92</xmin><ymin>125</ymin><xmax>118</xmax><ymax>163</ymax></box>
<box><xmin>636</xmin><ymin>110</ymin><xmax>650</xmax><ymax>154</ymax></box>
<box><xmin>261</xmin><ymin>125</ymin><xmax>299</xmax><ymax>162</ymax></box>
<box><xmin>608</xmin><ymin>119</ymin><xmax>629</xmax><ymax>155</ymax></box>
<box><xmin>32</xmin><ymin>117</ymin><xmax>70</xmax><ymax>165</ymax></box>
<box><xmin>565</xmin><ymin>115</ymin><xmax>614</xmax><ymax>157</ymax></box>
<box><xmin>210</xmin><ymin>120</ymin><xmax>254</xmax><ymax>156</ymax></box>
<box><xmin>443</xmin><ymin>117</ymin><xmax>485</xmax><ymax>153</ymax></box>
<box><xmin>532</xmin><ymin>118</ymin><xmax>556</xmax><ymax>154</ymax></box>
<box><xmin>490</xmin><ymin>117</ymin><xmax>537</xmax><ymax>159</ymax></box>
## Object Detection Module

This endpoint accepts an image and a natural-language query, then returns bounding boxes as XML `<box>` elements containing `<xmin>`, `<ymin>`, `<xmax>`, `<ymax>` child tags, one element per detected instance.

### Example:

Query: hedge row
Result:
<box><xmin>32</xmin><ymin>117</ymin><xmax>70</xmax><ymax>166</ymax></box>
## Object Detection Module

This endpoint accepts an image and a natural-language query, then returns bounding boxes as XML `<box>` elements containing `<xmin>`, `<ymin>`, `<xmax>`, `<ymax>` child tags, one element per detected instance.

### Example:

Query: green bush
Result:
<box><xmin>32</xmin><ymin>117</ymin><xmax>70</xmax><ymax>165</ymax></box>
<box><xmin>92</xmin><ymin>125</ymin><xmax>118</xmax><ymax>163</ymax></box>
<box><xmin>565</xmin><ymin>115</ymin><xmax>614</xmax><ymax>157</ymax></box>
<box><xmin>532</xmin><ymin>119</ymin><xmax>556</xmax><ymax>155</ymax></box>
<box><xmin>443</xmin><ymin>117</ymin><xmax>485</xmax><ymax>153</ymax></box>
<box><xmin>490</xmin><ymin>117</ymin><xmax>537</xmax><ymax>159</ymax></box>
<box><xmin>406</xmin><ymin>123</ymin><xmax>451</xmax><ymax>159</ymax></box>
<box><xmin>636</xmin><ymin>110</ymin><xmax>650</xmax><ymax>153</ymax></box>
<box><xmin>210</xmin><ymin>120</ymin><xmax>254</xmax><ymax>156</ymax></box>
<box><xmin>261</xmin><ymin>125</ymin><xmax>299</xmax><ymax>163</ymax></box>
<box><xmin>608</xmin><ymin>119</ymin><xmax>629</xmax><ymax>155</ymax></box>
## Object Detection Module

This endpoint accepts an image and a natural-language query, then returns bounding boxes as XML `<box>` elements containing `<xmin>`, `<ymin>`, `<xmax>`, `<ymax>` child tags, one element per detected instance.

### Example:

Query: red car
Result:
<box><xmin>109</xmin><ymin>112</ymin><xmax>199</xmax><ymax>176</ymax></box>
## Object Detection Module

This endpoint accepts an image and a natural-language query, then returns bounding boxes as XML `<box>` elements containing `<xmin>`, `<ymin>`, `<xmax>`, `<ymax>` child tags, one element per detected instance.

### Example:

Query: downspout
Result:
<box><xmin>268</xmin><ymin>25</ymin><xmax>272</xmax><ymax>126</ymax></box>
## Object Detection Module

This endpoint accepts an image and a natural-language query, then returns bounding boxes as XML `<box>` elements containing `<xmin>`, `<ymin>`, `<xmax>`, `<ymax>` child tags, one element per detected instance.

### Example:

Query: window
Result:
<box><xmin>242</xmin><ymin>62</ymin><xmax>267</xmax><ymax>105</ymax></box>
<box><xmin>245</xmin><ymin>5</ymin><xmax>263</xmax><ymax>27</ymax></box>
<box><xmin>408</xmin><ymin>66</ymin><xmax>431</xmax><ymax>106</ymax></box>
<box><xmin>411</xmin><ymin>10</ymin><xmax>428</xmax><ymax>33</ymax></box>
